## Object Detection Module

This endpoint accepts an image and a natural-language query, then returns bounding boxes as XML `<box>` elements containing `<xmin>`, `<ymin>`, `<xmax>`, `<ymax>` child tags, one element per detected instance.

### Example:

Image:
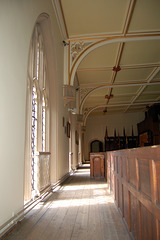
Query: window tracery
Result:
<box><xmin>30</xmin><ymin>24</ymin><xmax>49</xmax><ymax>193</ymax></box>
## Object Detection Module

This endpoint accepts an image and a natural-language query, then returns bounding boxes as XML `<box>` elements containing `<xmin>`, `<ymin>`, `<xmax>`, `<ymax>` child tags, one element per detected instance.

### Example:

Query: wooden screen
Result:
<box><xmin>106</xmin><ymin>146</ymin><xmax>160</xmax><ymax>240</ymax></box>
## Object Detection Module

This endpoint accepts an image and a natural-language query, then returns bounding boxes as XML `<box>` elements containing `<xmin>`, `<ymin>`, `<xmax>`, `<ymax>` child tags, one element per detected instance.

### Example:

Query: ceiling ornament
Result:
<box><xmin>113</xmin><ymin>66</ymin><xmax>121</xmax><ymax>72</ymax></box>
<box><xmin>105</xmin><ymin>94</ymin><xmax>114</xmax><ymax>99</ymax></box>
<box><xmin>70</xmin><ymin>41</ymin><xmax>93</xmax><ymax>66</ymax></box>
<box><xmin>103</xmin><ymin>107</ymin><xmax>107</xmax><ymax>114</ymax></box>
<box><xmin>83</xmin><ymin>107</ymin><xmax>93</xmax><ymax>120</ymax></box>
<box><xmin>79</xmin><ymin>87</ymin><xmax>95</xmax><ymax>102</ymax></box>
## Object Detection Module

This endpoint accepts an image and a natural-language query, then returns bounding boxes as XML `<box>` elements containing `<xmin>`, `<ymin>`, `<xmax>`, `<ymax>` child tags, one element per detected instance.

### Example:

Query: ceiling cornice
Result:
<box><xmin>52</xmin><ymin>0</ymin><xmax>68</xmax><ymax>39</ymax></box>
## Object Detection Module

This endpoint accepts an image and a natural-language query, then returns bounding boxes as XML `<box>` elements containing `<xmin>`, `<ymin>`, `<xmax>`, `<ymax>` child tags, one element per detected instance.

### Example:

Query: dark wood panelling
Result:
<box><xmin>119</xmin><ymin>183</ymin><xmax>123</xmax><ymax>215</ymax></box>
<box><xmin>141</xmin><ymin>204</ymin><xmax>157</xmax><ymax>240</ymax></box>
<box><xmin>122</xmin><ymin>157</ymin><xmax>128</xmax><ymax>181</ymax></box>
<box><xmin>156</xmin><ymin>161</ymin><xmax>160</xmax><ymax>205</ymax></box>
<box><xmin>123</xmin><ymin>186</ymin><xmax>129</xmax><ymax>229</ymax></box>
<box><xmin>157</xmin><ymin>220</ymin><xmax>160</xmax><ymax>239</ymax></box>
<box><xmin>128</xmin><ymin>158</ymin><xmax>136</xmax><ymax>188</ymax></box>
<box><xmin>130</xmin><ymin>193</ymin><xmax>139</xmax><ymax>240</ymax></box>
<box><xmin>137</xmin><ymin>114</ymin><xmax>160</xmax><ymax>146</ymax></box>
<box><xmin>90</xmin><ymin>153</ymin><xmax>104</xmax><ymax>179</ymax></box>
<box><xmin>93</xmin><ymin>157</ymin><xmax>101</xmax><ymax>177</ymax></box>
<box><xmin>139</xmin><ymin>159</ymin><xmax>151</xmax><ymax>198</ymax></box>
<box><xmin>115</xmin><ymin>178</ymin><xmax>119</xmax><ymax>205</ymax></box>
<box><xmin>105</xmin><ymin>136</ymin><xmax>138</xmax><ymax>151</ymax></box>
<box><xmin>106</xmin><ymin>146</ymin><xmax>160</xmax><ymax>240</ymax></box>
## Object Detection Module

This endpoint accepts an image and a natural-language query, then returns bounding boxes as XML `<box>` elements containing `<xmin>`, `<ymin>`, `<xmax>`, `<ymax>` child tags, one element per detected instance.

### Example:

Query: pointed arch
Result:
<box><xmin>24</xmin><ymin>13</ymin><xmax>51</xmax><ymax>200</ymax></box>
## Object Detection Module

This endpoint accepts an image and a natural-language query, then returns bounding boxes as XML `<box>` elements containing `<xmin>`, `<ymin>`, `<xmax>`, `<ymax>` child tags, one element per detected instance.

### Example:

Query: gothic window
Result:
<box><xmin>25</xmin><ymin>14</ymin><xmax>50</xmax><ymax>201</ymax></box>
<box><xmin>30</xmin><ymin>24</ymin><xmax>49</xmax><ymax>193</ymax></box>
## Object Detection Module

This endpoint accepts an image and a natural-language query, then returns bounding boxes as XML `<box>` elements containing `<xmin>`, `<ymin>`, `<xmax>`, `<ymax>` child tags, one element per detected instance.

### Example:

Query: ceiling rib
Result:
<box><xmin>105</xmin><ymin>0</ymin><xmax>135</xmax><ymax>110</ymax></box>
<box><xmin>79</xmin><ymin>81</ymin><xmax>160</xmax><ymax>89</ymax></box>
<box><xmin>77</xmin><ymin>63</ymin><xmax>160</xmax><ymax>72</ymax></box>
<box><xmin>84</xmin><ymin>99</ymin><xmax>160</xmax><ymax>124</ymax></box>
<box><xmin>124</xmin><ymin>67</ymin><xmax>160</xmax><ymax>112</ymax></box>
<box><xmin>88</xmin><ymin>91</ymin><xmax>160</xmax><ymax>99</ymax></box>
<box><xmin>122</xmin><ymin>0</ymin><xmax>136</xmax><ymax>35</ymax></box>
<box><xmin>69</xmin><ymin>31</ymin><xmax>160</xmax><ymax>42</ymax></box>
<box><xmin>79</xmin><ymin>79</ymin><xmax>160</xmax><ymax>113</ymax></box>
<box><xmin>85</xmin><ymin>101</ymin><xmax>160</xmax><ymax>112</ymax></box>
<box><xmin>106</xmin><ymin>42</ymin><xmax>124</xmax><ymax>106</ymax></box>
<box><xmin>60</xmin><ymin>0</ymin><xmax>160</xmax><ymax>119</ymax></box>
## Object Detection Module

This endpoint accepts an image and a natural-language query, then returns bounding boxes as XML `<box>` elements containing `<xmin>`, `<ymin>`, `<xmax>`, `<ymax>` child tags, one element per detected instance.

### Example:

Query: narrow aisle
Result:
<box><xmin>6</xmin><ymin>164</ymin><xmax>130</xmax><ymax>240</ymax></box>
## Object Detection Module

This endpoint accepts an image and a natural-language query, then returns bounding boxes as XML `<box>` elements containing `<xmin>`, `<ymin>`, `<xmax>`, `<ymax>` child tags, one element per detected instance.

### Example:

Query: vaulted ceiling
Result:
<box><xmin>57</xmin><ymin>0</ymin><xmax>160</xmax><ymax>118</ymax></box>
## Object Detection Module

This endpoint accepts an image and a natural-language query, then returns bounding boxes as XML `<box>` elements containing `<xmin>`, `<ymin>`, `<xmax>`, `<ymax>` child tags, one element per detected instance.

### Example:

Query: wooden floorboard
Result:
<box><xmin>5</xmin><ymin>165</ymin><xmax>130</xmax><ymax>240</ymax></box>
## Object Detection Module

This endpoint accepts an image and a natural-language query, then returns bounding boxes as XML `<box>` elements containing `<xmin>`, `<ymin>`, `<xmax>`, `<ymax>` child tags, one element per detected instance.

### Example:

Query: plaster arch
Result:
<box><xmin>83</xmin><ymin>105</ymin><xmax>107</xmax><ymax>126</ymax></box>
<box><xmin>70</xmin><ymin>34</ymin><xmax>160</xmax><ymax>121</ymax></box>
<box><xmin>80</xmin><ymin>85</ymin><xmax>111</xmax><ymax>114</ymax></box>
<box><xmin>70</xmin><ymin>34</ymin><xmax>160</xmax><ymax>87</ymax></box>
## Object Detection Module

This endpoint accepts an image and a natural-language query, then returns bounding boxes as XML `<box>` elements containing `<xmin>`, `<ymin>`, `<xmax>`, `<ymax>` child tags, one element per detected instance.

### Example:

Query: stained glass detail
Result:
<box><xmin>31</xmin><ymin>86</ymin><xmax>37</xmax><ymax>191</ymax></box>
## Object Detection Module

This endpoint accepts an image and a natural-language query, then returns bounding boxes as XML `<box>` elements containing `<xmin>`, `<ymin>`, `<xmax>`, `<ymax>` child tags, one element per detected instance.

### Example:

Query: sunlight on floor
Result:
<box><xmin>75</xmin><ymin>171</ymin><xmax>90</xmax><ymax>175</ymax></box>
<box><xmin>62</xmin><ymin>183</ymin><xmax>108</xmax><ymax>191</ymax></box>
<box><xmin>34</xmin><ymin>181</ymin><xmax>113</xmax><ymax>210</ymax></box>
<box><xmin>49</xmin><ymin>196</ymin><xmax>114</xmax><ymax>208</ymax></box>
<box><xmin>34</xmin><ymin>195</ymin><xmax>114</xmax><ymax>209</ymax></box>
<box><xmin>75</xmin><ymin>168</ymin><xmax>90</xmax><ymax>175</ymax></box>
<box><xmin>77</xmin><ymin>168</ymin><xmax>90</xmax><ymax>172</ymax></box>
<box><xmin>33</xmin><ymin>165</ymin><xmax>113</xmax><ymax>211</ymax></box>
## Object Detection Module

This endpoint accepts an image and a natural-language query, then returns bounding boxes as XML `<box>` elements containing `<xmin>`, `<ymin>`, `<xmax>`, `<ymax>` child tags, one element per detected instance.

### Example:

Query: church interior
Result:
<box><xmin>1</xmin><ymin>0</ymin><xmax>160</xmax><ymax>239</ymax></box>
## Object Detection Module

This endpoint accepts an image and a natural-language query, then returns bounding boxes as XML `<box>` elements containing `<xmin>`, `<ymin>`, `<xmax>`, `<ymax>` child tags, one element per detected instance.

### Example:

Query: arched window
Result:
<box><xmin>24</xmin><ymin>18</ymin><xmax>50</xmax><ymax>200</ymax></box>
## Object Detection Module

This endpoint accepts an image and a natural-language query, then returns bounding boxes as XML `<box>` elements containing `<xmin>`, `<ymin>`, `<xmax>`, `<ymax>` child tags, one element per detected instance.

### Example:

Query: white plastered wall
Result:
<box><xmin>70</xmin><ymin>113</ymin><xmax>79</xmax><ymax>169</ymax></box>
<box><xmin>84</xmin><ymin>112</ymin><xmax>145</xmax><ymax>160</ymax></box>
<box><xmin>0</xmin><ymin>0</ymin><xmax>70</xmax><ymax>229</ymax></box>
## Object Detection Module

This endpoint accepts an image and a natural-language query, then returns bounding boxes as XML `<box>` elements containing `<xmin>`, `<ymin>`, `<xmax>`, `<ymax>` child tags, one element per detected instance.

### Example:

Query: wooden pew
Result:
<box><xmin>106</xmin><ymin>146</ymin><xmax>160</xmax><ymax>240</ymax></box>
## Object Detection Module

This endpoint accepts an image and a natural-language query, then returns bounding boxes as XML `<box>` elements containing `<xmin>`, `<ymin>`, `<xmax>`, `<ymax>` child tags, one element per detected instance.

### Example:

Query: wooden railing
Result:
<box><xmin>106</xmin><ymin>146</ymin><xmax>160</xmax><ymax>240</ymax></box>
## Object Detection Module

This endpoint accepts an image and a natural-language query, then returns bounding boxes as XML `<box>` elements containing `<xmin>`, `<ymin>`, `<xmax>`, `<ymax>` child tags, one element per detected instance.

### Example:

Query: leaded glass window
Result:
<box><xmin>31</xmin><ymin>86</ymin><xmax>37</xmax><ymax>191</ymax></box>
